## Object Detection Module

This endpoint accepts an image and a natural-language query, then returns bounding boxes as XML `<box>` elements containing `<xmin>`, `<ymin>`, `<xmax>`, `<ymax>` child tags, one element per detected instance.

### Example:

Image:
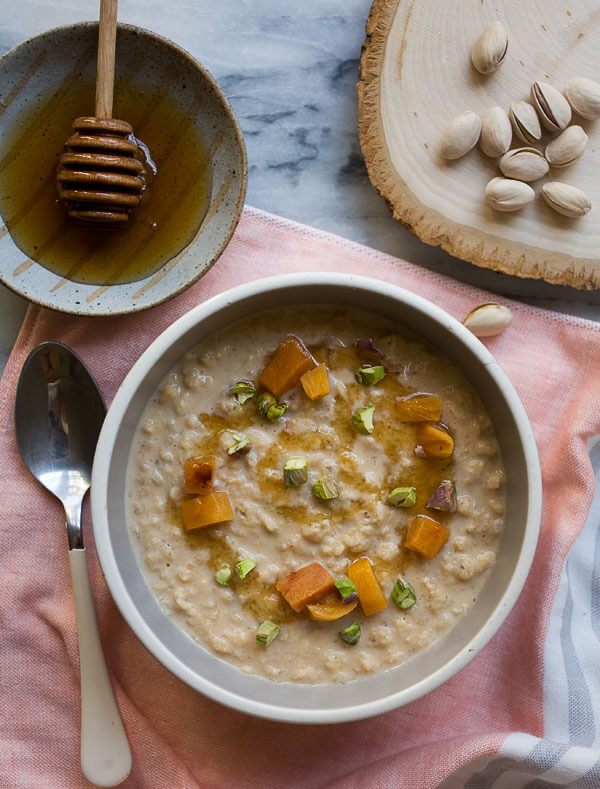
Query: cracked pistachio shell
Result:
<box><xmin>463</xmin><ymin>302</ymin><xmax>513</xmax><ymax>337</ymax></box>
<box><xmin>440</xmin><ymin>111</ymin><xmax>481</xmax><ymax>160</ymax></box>
<box><xmin>471</xmin><ymin>21</ymin><xmax>508</xmax><ymax>74</ymax></box>
<box><xmin>541</xmin><ymin>182</ymin><xmax>591</xmax><ymax>218</ymax></box>
<box><xmin>499</xmin><ymin>147</ymin><xmax>549</xmax><ymax>182</ymax></box>
<box><xmin>545</xmin><ymin>125</ymin><xmax>588</xmax><ymax>167</ymax></box>
<box><xmin>485</xmin><ymin>177</ymin><xmax>534</xmax><ymax>212</ymax></box>
<box><xmin>479</xmin><ymin>106</ymin><xmax>512</xmax><ymax>157</ymax></box>
<box><xmin>565</xmin><ymin>77</ymin><xmax>600</xmax><ymax>120</ymax></box>
<box><xmin>509</xmin><ymin>100</ymin><xmax>542</xmax><ymax>144</ymax></box>
<box><xmin>531</xmin><ymin>81</ymin><xmax>571</xmax><ymax>131</ymax></box>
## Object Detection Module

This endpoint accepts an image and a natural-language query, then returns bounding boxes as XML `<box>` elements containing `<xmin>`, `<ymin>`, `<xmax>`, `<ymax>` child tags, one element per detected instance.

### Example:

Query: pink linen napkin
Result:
<box><xmin>2</xmin><ymin>206</ymin><xmax>600</xmax><ymax>788</ymax></box>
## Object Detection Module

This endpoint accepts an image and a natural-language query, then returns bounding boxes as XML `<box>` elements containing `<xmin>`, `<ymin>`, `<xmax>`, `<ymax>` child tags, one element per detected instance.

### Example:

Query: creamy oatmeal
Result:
<box><xmin>126</xmin><ymin>306</ymin><xmax>505</xmax><ymax>684</ymax></box>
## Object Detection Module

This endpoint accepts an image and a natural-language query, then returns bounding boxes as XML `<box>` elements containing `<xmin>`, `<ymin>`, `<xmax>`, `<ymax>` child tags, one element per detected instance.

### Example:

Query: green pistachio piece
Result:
<box><xmin>391</xmin><ymin>576</ymin><xmax>417</xmax><ymax>610</ymax></box>
<box><xmin>334</xmin><ymin>576</ymin><xmax>357</xmax><ymax>603</ymax></box>
<box><xmin>313</xmin><ymin>475</ymin><xmax>339</xmax><ymax>500</ymax></box>
<box><xmin>284</xmin><ymin>457</ymin><xmax>309</xmax><ymax>486</ymax></box>
<box><xmin>256</xmin><ymin>620</ymin><xmax>280</xmax><ymax>646</ymax></box>
<box><xmin>229</xmin><ymin>381</ymin><xmax>256</xmax><ymax>404</ymax></box>
<box><xmin>257</xmin><ymin>392</ymin><xmax>276</xmax><ymax>418</ymax></box>
<box><xmin>352</xmin><ymin>404</ymin><xmax>375</xmax><ymax>434</ymax></box>
<box><xmin>266</xmin><ymin>401</ymin><xmax>288</xmax><ymax>421</ymax></box>
<box><xmin>214</xmin><ymin>566</ymin><xmax>232</xmax><ymax>586</ymax></box>
<box><xmin>338</xmin><ymin>621</ymin><xmax>361</xmax><ymax>645</ymax></box>
<box><xmin>387</xmin><ymin>486</ymin><xmax>417</xmax><ymax>508</ymax></box>
<box><xmin>355</xmin><ymin>364</ymin><xmax>385</xmax><ymax>386</ymax></box>
<box><xmin>235</xmin><ymin>558</ymin><xmax>257</xmax><ymax>579</ymax></box>
<box><xmin>227</xmin><ymin>432</ymin><xmax>252</xmax><ymax>457</ymax></box>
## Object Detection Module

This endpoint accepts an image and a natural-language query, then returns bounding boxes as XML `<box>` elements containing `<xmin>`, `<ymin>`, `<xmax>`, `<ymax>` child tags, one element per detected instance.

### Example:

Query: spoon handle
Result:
<box><xmin>69</xmin><ymin>549</ymin><xmax>132</xmax><ymax>787</ymax></box>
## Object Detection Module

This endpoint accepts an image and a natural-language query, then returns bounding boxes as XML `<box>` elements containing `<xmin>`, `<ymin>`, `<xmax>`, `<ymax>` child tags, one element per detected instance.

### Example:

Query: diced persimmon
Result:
<box><xmin>179</xmin><ymin>491</ymin><xmax>234</xmax><ymax>531</ymax></box>
<box><xmin>416</xmin><ymin>423</ymin><xmax>454</xmax><ymax>459</ymax></box>
<box><xmin>259</xmin><ymin>335</ymin><xmax>316</xmax><ymax>398</ymax></box>
<box><xmin>184</xmin><ymin>456</ymin><xmax>216</xmax><ymax>495</ymax></box>
<box><xmin>396</xmin><ymin>392</ymin><xmax>442</xmax><ymax>422</ymax></box>
<box><xmin>307</xmin><ymin>598</ymin><xmax>358</xmax><ymax>621</ymax></box>
<box><xmin>275</xmin><ymin>561</ymin><xmax>335</xmax><ymax>612</ymax></box>
<box><xmin>300</xmin><ymin>362</ymin><xmax>330</xmax><ymax>400</ymax></box>
<box><xmin>405</xmin><ymin>515</ymin><xmax>449</xmax><ymax>559</ymax></box>
<box><xmin>347</xmin><ymin>558</ymin><xmax>388</xmax><ymax>616</ymax></box>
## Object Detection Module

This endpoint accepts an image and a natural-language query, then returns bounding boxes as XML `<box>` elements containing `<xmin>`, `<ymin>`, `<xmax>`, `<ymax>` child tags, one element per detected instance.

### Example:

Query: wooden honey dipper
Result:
<box><xmin>56</xmin><ymin>0</ymin><xmax>144</xmax><ymax>225</ymax></box>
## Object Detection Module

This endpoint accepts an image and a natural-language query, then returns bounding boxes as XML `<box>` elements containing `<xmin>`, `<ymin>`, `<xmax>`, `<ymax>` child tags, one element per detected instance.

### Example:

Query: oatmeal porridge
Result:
<box><xmin>126</xmin><ymin>306</ymin><xmax>505</xmax><ymax>684</ymax></box>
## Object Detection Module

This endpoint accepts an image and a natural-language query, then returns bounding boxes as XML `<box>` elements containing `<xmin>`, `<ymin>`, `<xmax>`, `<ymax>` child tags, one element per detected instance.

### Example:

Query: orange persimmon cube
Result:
<box><xmin>416</xmin><ymin>423</ymin><xmax>454</xmax><ymax>459</ymax></box>
<box><xmin>275</xmin><ymin>561</ymin><xmax>335</xmax><ymax>612</ymax></box>
<box><xmin>307</xmin><ymin>598</ymin><xmax>358</xmax><ymax>621</ymax></box>
<box><xmin>300</xmin><ymin>362</ymin><xmax>330</xmax><ymax>400</ymax></box>
<box><xmin>259</xmin><ymin>335</ymin><xmax>316</xmax><ymax>398</ymax></box>
<box><xmin>405</xmin><ymin>515</ymin><xmax>449</xmax><ymax>559</ymax></box>
<box><xmin>179</xmin><ymin>491</ymin><xmax>234</xmax><ymax>531</ymax></box>
<box><xmin>347</xmin><ymin>557</ymin><xmax>388</xmax><ymax>616</ymax></box>
<box><xmin>184</xmin><ymin>456</ymin><xmax>216</xmax><ymax>495</ymax></box>
<box><xmin>396</xmin><ymin>392</ymin><xmax>442</xmax><ymax>422</ymax></box>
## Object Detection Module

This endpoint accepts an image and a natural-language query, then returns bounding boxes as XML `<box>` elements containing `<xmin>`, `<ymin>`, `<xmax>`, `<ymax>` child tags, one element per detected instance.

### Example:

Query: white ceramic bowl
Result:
<box><xmin>91</xmin><ymin>273</ymin><xmax>542</xmax><ymax>723</ymax></box>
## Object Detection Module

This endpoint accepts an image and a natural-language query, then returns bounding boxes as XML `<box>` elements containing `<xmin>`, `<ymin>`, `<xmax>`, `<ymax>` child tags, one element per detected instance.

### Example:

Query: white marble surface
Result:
<box><xmin>2</xmin><ymin>0</ymin><xmax>600</xmax><ymax>373</ymax></box>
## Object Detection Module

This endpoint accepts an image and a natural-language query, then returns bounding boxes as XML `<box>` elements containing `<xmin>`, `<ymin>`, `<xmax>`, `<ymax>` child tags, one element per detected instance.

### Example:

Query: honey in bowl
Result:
<box><xmin>0</xmin><ymin>77</ymin><xmax>212</xmax><ymax>286</ymax></box>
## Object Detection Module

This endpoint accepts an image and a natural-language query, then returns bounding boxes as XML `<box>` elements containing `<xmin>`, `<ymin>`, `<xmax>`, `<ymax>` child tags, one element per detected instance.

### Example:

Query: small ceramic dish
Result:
<box><xmin>91</xmin><ymin>272</ymin><xmax>542</xmax><ymax>723</ymax></box>
<box><xmin>0</xmin><ymin>23</ymin><xmax>247</xmax><ymax>316</ymax></box>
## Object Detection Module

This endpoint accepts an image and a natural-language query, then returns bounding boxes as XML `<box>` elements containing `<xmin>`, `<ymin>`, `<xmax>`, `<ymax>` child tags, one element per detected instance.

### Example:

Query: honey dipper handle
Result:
<box><xmin>95</xmin><ymin>0</ymin><xmax>118</xmax><ymax>119</ymax></box>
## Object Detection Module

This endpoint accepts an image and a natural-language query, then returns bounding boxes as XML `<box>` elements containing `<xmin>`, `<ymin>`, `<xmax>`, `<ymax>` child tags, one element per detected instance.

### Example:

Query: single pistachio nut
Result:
<box><xmin>427</xmin><ymin>480</ymin><xmax>457</xmax><ymax>512</ymax></box>
<box><xmin>284</xmin><ymin>457</ymin><xmax>309</xmax><ymax>486</ymax></box>
<box><xmin>227</xmin><ymin>432</ymin><xmax>252</xmax><ymax>457</ymax></box>
<box><xmin>355</xmin><ymin>338</ymin><xmax>385</xmax><ymax>362</ymax></box>
<box><xmin>531</xmin><ymin>81</ymin><xmax>571</xmax><ymax>131</ymax></box>
<box><xmin>235</xmin><ymin>558</ymin><xmax>257</xmax><ymax>579</ymax></box>
<box><xmin>313</xmin><ymin>475</ymin><xmax>340</xmax><ymax>500</ymax></box>
<box><xmin>266</xmin><ymin>400</ymin><xmax>288</xmax><ymax>421</ymax></box>
<box><xmin>229</xmin><ymin>381</ymin><xmax>256</xmax><ymax>404</ymax></box>
<box><xmin>387</xmin><ymin>486</ymin><xmax>417</xmax><ymax>508</ymax></box>
<box><xmin>352</xmin><ymin>404</ymin><xmax>375</xmax><ymax>434</ymax></box>
<box><xmin>355</xmin><ymin>364</ymin><xmax>385</xmax><ymax>386</ymax></box>
<box><xmin>256</xmin><ymin>620</ymin><xmax>280</xmax><ymax>646</ymax></box>
<box><xmin>463</xmin><ymin>302</ymin><xmax>513</xmax><ymax>338</ymax></box>
<box><xmin>440</xmin><ymin>111</ymin><xmax>481</xmax><ymax>160</ymax></box>
<box><xmin>509</xmin><ymin>100</ymin><xmax>542</xmax><ymax>144</ymax></box>
<box><xmin>471</xmin><ymin>21</ymin><xmax>508</xmax><ymax>74</ymax></box>
<box><xmin>334</xmin><ymin>576</ymin><xmax>357</xmax><ymax>603</ymax></box>
<box><xmin>565</xmin><ymin>76</ymin><xmax>600</xmax><ymax>120</ymax></box>
<box><xmin>485</xmin><ymin>177</ymin><xmax>535</xmax><ymax>212</ymax></box>
<box><xmin>256</xmin><ymin>391</ymin><xmax>276</xmax><ymax>418</ymax></box>
<box><xmin>338</xmin><ymin>620</ymin><xmax>361</xmax><ymax>646</ymax></box>
<box><xmin>479</xmin><ymin>106</ymin><xmax>512</xmax><ymax>157</ymax></box>
<box><xmin>541</xmin><ymin>182</ymin><xmax>591</xmax><ymax>218</ymax></box>
<box><xmin>391</xmin><ymin>576</ymin><xmax>417</xmax><ymax>610</ymax></box>
<box><xmin>214</xmin><ymin>566</ymin><xmax>232</xmax><ymax>586</ymax></box>
<box><xmin>545</xmin><ymin>125</ymin><xmax>588</xmax><ymax>168</ymax></box>
<box><xmin>499</xmin><ymin>147</ymin><xmax>549</xmax><ymax>182</ymax></box>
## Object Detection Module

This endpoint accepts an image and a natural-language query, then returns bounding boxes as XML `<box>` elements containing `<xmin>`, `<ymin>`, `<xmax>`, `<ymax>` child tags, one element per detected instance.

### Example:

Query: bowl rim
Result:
<box><xmin>0</xmin><ymin>21</ymin><xmax>248</xmax><ymax>316</ymax></box>
<box><xmin>91</xmin><ymin>272</ymin><xmax>542</xmax><ymax>722</ymax></box>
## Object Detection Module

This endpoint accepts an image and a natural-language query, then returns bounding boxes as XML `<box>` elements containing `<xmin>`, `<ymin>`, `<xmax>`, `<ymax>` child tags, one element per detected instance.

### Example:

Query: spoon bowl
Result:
<box><xmin>15</xmin><ymin>341</ymin><xmax>131</xmax><ymax>787</ymax></box>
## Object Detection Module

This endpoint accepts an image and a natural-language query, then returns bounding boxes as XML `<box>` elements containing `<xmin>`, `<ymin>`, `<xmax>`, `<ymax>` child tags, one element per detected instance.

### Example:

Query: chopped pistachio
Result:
<box><xmin>235</xmin><ymin>558</ymin><xmax>257</xmax><ymax>579</ymax></box>
<box><xmin>352</xmin><ymin>404</ymin><xmax>375</xmax><ymax>434</ymax></box>
<box><xmin>229</xmin><ymin>381</ymin><xmax>256</xmax><ymax>404</ymax></box>
<box><xmin>355</xmin><ymin>364</ymin><xmax>385</xmax><ymax>386</ymax></box>
<box><xmin>313</xmin><ymin>475</ymin><xmax>339</xmax><ymax>500</ymax></box>
<box><xmin>266</xmin><ymin>400</ymin><xmax>288</xmax><ymax>421</ymax></box>
<box><xmin>338</xmin><ymin>620</ymin><xmax>361</xmax><ymax>646</ymax></box>
<box><xmin>257</xmin><ymin>392</ymin><xmax>276</xmax><ymax>418</ymax></box>
<box><xmin>427</xmin><ymin>480</ymin><xmax>457</xmax><ymax>512</ymax></box>
<box><xmin>391</xmin><ymin>576</ymin><xmax>417</xmax><ymax>610</ymax></box>
<box><xmin>214</xmin><ymin>566</ymin><xmax>232</xmax><ymax>586</ymax></box>
<box><xmin>256</xmin><ymin>620</ymin><xmax>280</xmax><ymax>646</ymax></box>
<box><xmin>227</xmin><ymin>432</ymin><xmax>252</xmax><ymax>457</ymax></box>
<box><xmin>284</xmin><ymin>457</ymin><xmax>309</xmax><ymax>486</ymax></box>
<box><xmin>387</xmin><ymin>486</ymin><xmax>417</xmax><ymax>508</ymax></box>
<box><xmin>355</xmin><ymin>338</ymin><xmax>385</xmax><ymax>362</ymax></box>
<box><xmin>334</xmin><ymin>576</ymin><xmax>357</xmax><ymax>603</ymax></box>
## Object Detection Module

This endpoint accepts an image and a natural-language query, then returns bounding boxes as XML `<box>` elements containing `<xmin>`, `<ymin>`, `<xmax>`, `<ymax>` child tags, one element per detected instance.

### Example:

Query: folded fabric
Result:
<box><xmin>2</xmin><ymin>206</ymin><xmax>600</xmax><ymax>789</ymax></box>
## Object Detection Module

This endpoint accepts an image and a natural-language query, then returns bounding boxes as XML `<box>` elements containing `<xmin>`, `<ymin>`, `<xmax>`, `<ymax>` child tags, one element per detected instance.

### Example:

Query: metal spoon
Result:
<box><xmin>15</xmin><ymin>341</ymin><xmax>131</xmax><ymax>787</ymax></box>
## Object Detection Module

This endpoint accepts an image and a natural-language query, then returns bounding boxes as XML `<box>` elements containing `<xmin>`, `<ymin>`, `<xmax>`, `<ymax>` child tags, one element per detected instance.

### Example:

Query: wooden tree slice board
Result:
<box><xmin>358</xmin><ymin>0</ymin><xmax>600</xmax><ymax>289</ymax></box>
